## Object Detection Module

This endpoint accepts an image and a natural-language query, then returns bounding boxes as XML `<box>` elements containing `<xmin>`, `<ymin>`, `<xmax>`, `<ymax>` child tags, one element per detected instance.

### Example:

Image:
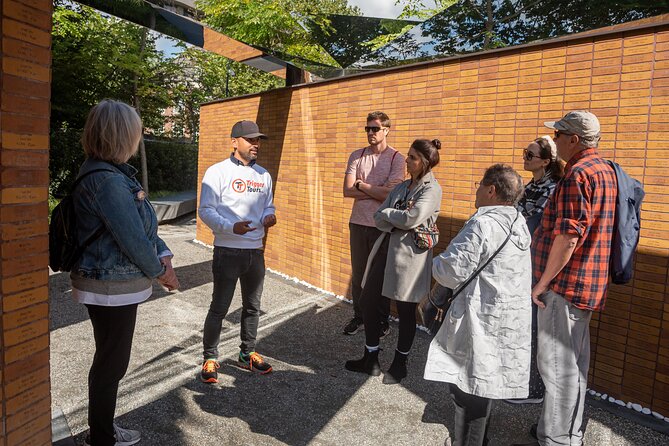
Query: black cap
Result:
<box><xmin>231</xmin><ymin>120</ymin><xmax>267</xmax><ymax>139</ymax></box>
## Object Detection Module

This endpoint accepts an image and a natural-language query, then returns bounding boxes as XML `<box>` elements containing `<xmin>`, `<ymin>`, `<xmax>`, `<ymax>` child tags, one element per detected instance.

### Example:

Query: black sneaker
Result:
<box><xmin>379</xmin><ymin>320</ymin><xmax>390</xmax><ymax>339</ymax></box>
<box><xmin>238</xmin><ymin>351</ymin><xmax>273</xmax><ymax>374</ymax></box>
<box><xmin>343</xmin><ymin>317</ymin><xmax>363</xmax><ymax>335</ymax></box>
<box><xmin>200</xmin><ymin>359</ymin><xmax>220</xmax><ymax>383</ymax></box>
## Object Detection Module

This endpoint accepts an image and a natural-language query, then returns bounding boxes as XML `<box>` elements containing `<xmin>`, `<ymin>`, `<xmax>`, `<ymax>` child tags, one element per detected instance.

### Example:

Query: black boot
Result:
<box><xmin>345</xmin><ymin>348</ymin><xmax>381</xmax><ymax>376</ymax></box>
<box><xmin>382</xmin><ymin>350</ymin><xmax>408</xmax><ymax>384</ymax></box>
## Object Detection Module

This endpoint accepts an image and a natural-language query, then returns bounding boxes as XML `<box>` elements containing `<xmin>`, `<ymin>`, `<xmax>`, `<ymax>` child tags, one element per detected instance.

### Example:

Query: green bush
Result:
<box><xmin>128</xmin><ymin>138</ymin><xmax>198</xmax><ymax>193</ymax></box>
<box><xmin>49</xmin><ymin>129</ymin><xmax>197</xmax><ymax>197</ymax></box>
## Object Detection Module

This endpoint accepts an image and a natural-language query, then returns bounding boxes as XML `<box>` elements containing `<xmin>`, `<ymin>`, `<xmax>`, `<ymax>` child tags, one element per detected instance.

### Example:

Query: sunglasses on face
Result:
<box><xmin>554</xmin><ymin>130</ymin><xmax>573</xmax><ymax>139</ymax></box>
<box><xmin>242</xmin><ymin>137</ymin><xmax>260</xmax><ymax>144</ymax></box>
<box><xmin>523</xmin><ymin>148</ymin><xmax>542</xmax><ymax>161</ymax></box>
<box><xmin>365</xmin><ymin>126</ymin><xmax>385</xmax><ymax>133</ymax></box>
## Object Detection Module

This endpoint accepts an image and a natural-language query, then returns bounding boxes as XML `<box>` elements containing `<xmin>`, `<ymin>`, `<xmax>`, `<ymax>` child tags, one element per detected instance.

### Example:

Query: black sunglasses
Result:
<box><xmin>523</xmin><ymin>148</ymin><xmax>542</xmax><ymax>161</ymax></box>
<box><xmin>554</xmin><ymin>130</ymin><xmax>573</xmax><ymax>139</ymax></box>
<box><xmin>364</xmin><ymin>126</ymin><xmax>385</xmax><ymax>133</ymax></box>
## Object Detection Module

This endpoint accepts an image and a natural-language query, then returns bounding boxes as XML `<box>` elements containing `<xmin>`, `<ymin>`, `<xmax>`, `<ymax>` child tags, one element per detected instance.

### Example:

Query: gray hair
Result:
<box><xmin>82</xmin><ymin>99</ymin><xmax>142</xmax><ymax>164</ymax></box>
<box><xmin>481</xmin><ymin>164</ymin><xmax>524</xmax><ymax>205</ymax></box>
<box><xmin>577</xmin><ymin>134</ymin><xmax>600</xmax><ymax>149</ymax></box>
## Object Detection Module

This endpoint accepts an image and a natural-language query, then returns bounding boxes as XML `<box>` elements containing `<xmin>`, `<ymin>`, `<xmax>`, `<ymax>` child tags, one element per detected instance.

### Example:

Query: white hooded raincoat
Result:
<box><xmin>424</xmin><ymin>205</ymin><xmax>532</xmax><ymax>399</ymax></box>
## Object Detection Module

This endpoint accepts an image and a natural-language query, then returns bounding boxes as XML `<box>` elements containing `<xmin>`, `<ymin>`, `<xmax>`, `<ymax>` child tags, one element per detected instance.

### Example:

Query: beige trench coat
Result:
<box><xmin>363</xmin><ymin>171</ymin><xmax>442</xmax><ymax>303</ymax></box>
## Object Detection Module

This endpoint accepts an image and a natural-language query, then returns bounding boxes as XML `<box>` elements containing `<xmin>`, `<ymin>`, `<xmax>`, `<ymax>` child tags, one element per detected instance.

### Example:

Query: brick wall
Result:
<box><xmin>198</xmin><ymin>20</ymin><xmax>669</xmax><ymax>414</ymax></box>
<box><xmin>0</xmin><ymin>0</ymin><xmax>53</xmax><ymax>445</ymax></box>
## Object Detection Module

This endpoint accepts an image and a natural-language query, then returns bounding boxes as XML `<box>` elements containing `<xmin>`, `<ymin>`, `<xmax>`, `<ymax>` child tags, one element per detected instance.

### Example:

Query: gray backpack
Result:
<box><xmin>606</xmin><ymin>160</ymin><xmax>645</xmax><ymax>284</ymax></box>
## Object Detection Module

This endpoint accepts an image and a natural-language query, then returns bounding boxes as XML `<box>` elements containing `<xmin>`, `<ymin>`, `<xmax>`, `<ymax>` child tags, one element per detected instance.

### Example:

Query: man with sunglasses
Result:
<box><xmin>198</xmin><ymin>120</ymin><xmax>277</xmax><ymax>383</ymax></box>
<box><xmin>342</xmin><ymin>111</ymin><xmax>405</xmax><ymax>336</ymax></box>
<box><xmin>514</xmin><ymin>111</ymin><xmax>617</xmax><ymax>446</ymax></box>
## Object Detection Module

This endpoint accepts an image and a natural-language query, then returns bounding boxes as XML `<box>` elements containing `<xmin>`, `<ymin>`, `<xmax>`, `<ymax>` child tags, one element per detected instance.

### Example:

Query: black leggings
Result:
<box><xmin>361</xmin><ymin>238</ymin><xmax>418</xmax><ymax>352</ymax></box>
<box><xmin>87</xmin><ymin>303</ymin><xmax>138</xmax><ymax>446</ymax></box>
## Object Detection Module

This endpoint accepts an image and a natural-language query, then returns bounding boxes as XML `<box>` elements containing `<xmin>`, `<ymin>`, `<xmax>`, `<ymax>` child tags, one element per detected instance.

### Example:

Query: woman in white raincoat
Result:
<box><xmin>425</xmin><ymin>164</ymin><xmax>532</xmax><ymax>446</ymax></box>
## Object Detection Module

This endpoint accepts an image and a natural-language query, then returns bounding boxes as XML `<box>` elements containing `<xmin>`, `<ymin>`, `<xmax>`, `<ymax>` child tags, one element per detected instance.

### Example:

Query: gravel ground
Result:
<box><xmin>49</xmin><ymin>215</ymin><xmax>668</xmax><ymax>445</ymax></box>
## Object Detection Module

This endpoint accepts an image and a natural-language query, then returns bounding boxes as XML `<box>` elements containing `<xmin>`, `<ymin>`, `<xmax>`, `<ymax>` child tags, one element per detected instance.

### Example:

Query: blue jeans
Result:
<box><xmin>537</xmin><ymin>290</ymin><xmax>592</xmax><ymax>446</ymax></box>
<box><xmin>202</xmin><ymin>247</ymin><xmax>265</xmax><ymax>359</ymax></box>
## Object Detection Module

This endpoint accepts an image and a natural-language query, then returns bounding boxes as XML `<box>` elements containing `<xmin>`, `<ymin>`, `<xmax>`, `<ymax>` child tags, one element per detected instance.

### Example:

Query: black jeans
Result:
<box><xmin>203</xmin><ymin>247</ymin><xmax>265</xmax><ymax>359</ymax></box>
<box><xmin>349</xmin><ymin>223</ymin><xmax>390</xmax><ymax>321</ymax></box>
<box><xmin>361</xmin><ymin>236</ymin><xmax>417</xmax><ymax>352</ymax></box>
<box><xmin>87</xmin><ymin>303</ymin><xmax>138</xmax><ymax>446</ymax></box>
<box><xmin>449</xmin><ymin>384</ymin><xmax>492</xmax><ymax>446</ymax></box>
<box><xmin>528</xmin><ymin>302</ymin><xmax>546</xmax><ymax>399</ymax></box>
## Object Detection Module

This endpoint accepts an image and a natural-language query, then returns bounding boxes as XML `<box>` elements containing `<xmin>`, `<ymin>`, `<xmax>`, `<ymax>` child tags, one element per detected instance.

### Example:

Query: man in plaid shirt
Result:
<box><xmin>514</xmin><ymin>111</ymin><xmax>617</xmax><ymax>446</ymax></box>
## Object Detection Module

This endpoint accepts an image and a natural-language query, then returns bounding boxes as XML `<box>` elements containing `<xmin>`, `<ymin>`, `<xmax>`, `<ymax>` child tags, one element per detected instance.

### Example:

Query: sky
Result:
<box><xmin>156</xmin><ymin>0</ymin><xmax>439</xmax><ymax>56</ymax></box>
<box><xmin>349</xmin><ymin>0</ymin><xmax>438</xmax><ymax>19</ymax></box>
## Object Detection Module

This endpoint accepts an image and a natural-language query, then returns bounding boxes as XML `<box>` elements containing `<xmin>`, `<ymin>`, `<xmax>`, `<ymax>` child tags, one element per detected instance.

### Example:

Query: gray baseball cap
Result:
<box><xmin>231</xmin><ymin>120</ymin><xmax>268</xmax><ymax>139</ymax></box>
<box><xmin>544</xmin><ymin>111</ymin><xmax>600</xmax><ymax>138</ymax></box>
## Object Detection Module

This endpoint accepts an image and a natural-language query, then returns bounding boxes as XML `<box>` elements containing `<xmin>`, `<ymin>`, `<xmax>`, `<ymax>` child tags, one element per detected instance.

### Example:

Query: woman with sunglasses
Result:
<box><xmin>517</xmin><ymin>136</ymin><xmax>564</xmax><ymax>234</ymax></box>
<box><xmin>506</xmin><ymin>135</ymin><xmax>564</xmax><ymax>406</ymax></box>
<box><xmin>345</xmin><ymin>139</ymin><xmax>442</xmax><ymax>384</ymax></box>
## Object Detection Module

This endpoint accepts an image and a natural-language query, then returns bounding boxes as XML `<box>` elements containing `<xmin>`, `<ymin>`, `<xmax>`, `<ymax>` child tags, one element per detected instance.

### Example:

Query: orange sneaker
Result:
<box><xmin>238</xmin><ymin>351</ymin><xmax>272</xmax><ymax>374</ymax></box>
<box><xmin>200</xmin><ymin>359</ymin><xmax>220</xmax><ymax>383</ymax></box>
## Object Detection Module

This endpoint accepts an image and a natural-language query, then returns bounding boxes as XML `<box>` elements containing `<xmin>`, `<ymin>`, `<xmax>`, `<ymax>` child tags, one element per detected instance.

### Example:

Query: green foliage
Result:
<box><xmin>49</xmin><ymin>129</ymin><xmax>197</xmax><ymax>197</ymax></box>
<box><xmin>362</xmin><ymin>1</ymin><xmax>455</xmax><ymax>51</ymax></box>
<box><xmin>128</xmin><ymin>139</ymin><xmax>199</xmax><ymax>192</ymax></box>
<box><xmin>51</xmin><ymin>4</ymin><xmax>172</xmax><ymax>131</ymax></box>
<box><xmin>396</xmin><ymin>0</ymin><xmax>455</xmax><ymax>20</ymax></box>
<box><xmin>163</xmin><ymin>45</ymin><xmax>283</xmax><ymax>141</ymax></box>
<box><xmin>50</xmin><ymin>128</ymin><xmax>86</xmax><ymax>197</ymax></box>
<box><xmin>197</xmin><ymin>0</ymin><xmax>361</xmax><ymax>66</ymax></box>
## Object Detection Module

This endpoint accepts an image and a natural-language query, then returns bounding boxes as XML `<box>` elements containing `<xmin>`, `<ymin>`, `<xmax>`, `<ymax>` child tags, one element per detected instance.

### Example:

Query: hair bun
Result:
<box><xmin>431</xmin><ymin>139</ymin><xmax>441</xmax><ymax>150</ymax></box>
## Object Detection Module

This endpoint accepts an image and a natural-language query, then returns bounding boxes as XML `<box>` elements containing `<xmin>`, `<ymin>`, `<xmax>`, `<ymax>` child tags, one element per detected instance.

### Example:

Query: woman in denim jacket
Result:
<box><xmin>70</xmin><ymin>100</ymin><xmax>179</xmax><ymax>446</ymax></box>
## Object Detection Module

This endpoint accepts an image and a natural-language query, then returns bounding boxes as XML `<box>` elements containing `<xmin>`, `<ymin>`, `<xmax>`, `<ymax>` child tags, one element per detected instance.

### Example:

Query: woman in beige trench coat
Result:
<box><xmin>345</xmin><ymin>138</ymin><xmax>442</xmax><ymax>384</ymax></box>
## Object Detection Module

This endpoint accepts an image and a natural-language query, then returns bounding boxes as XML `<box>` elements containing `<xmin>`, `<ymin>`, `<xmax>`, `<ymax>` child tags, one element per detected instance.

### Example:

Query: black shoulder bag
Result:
<box><xmin>418</xmin><ymin>210</ymin><xmax>520</xmax><ymax>335</ymax></box>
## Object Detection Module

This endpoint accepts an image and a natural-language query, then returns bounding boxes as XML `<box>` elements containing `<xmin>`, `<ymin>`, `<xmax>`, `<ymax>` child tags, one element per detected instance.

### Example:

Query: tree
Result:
<box><xmin>50</xmin><ymin>3</ymin><xmax>173</xmax><ymax>195</ymax></box>
<box><xmin>356</xmin><ymin>0</ymin><xmax>669</xmax><ymax>68</ymax></box>
<box><xmin>51</xmin><ymin>4</ymin><xmax>172</xmax><ymax>131</ymax></box>
<box><xmin>197</xmin><ymin>0</ymin><xmax>361</xmax><ymax>67</ymax></box>
<box><xmin>164</xmin><ymin>45</ymin><xmax>283</xmax><ymax>141</ymax></box>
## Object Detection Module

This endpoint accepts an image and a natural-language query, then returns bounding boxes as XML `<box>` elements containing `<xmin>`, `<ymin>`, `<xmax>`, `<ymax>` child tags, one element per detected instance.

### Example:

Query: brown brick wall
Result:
<box><xmin>199</xmin><ymin>23</ymin><xmax>669</xmax><ymax>413</ymax></box>
<box><xmin>1</xmin><ymin>0</ymin><xmax>52</xmax><ymax>445</ymax></box>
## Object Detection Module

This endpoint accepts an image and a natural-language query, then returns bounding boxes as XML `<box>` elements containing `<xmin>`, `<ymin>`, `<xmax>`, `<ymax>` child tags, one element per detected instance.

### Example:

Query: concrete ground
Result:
<box><xmin>49</xmin><ymin>216</ymin><xmax>668</xmax><ymax>446</ymax></box>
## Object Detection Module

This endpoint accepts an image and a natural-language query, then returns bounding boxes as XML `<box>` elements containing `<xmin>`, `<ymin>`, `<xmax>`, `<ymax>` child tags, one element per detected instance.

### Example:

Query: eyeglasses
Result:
<box><xmin>554</xmin><ymin>130</ymin><xmax>573</xmax><ymax>139</ymax></box>
<box><xmin>523</xmin><ymin>149</ymin><xmax>541</xmax><ymax>161</ymax></box>
<box><xmin>474</xmin><ymin>181</ymin><xmax>481</xmax><ymax>188</ymax></box>
<box><xmin>364</xmin><ymin>126</ymin><xmax>385</xmax><ymax>133</ymax></box>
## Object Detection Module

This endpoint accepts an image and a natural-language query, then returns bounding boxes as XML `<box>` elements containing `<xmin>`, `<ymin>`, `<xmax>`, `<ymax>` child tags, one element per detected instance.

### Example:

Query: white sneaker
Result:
<box><xmin>505</xmin><ymin>397</ymin><xmax>544</xmax><ymax>404</ymax></box>
<box><xmin>113</xmin><ymin>424</ymin><xmax>141</xmax><ymax>445</ymax></box>
<box><xmin>84</xmin><ymin>424</ymin><xmax>141</xmax><ymax>446</ymax></box>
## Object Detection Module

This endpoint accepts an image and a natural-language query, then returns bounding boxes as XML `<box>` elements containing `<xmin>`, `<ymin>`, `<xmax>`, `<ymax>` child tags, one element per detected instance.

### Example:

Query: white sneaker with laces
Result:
<box><xmin>84</xmin><ymin>423</ymin><xmax>141</xmax><ymax>446</ymax></box>
<box><xmin>113</xmin><ymin>423</ymin><xmax>141</xmax><ymax>446</ymax></box>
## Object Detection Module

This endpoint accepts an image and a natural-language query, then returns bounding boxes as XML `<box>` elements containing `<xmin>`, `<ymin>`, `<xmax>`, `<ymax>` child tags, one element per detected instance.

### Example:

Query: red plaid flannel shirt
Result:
<box><xmin>532</xmin><ymin>148</ymin><xmax>617</xmax><ymax>311</ymax></box>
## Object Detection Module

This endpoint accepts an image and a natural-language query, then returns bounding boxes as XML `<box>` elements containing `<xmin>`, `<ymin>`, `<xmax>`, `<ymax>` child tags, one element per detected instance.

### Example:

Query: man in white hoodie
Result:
<box><xmin>198</xmin><ymin>120</ymin><xmax>277</xmax><ymax>383</ymax></box>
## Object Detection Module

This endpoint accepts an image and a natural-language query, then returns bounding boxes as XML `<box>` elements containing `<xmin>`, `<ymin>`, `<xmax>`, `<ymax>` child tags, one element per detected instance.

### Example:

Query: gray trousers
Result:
<box><xmin>537</xmin><ymin>290</ymin><xmax>592</xmax><ymax>446</ymax></box>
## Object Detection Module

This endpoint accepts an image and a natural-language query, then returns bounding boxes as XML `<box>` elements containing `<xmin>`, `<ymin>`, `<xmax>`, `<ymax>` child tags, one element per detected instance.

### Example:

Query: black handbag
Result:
<box><xmin>418</xmin><ymin>210</ymin><xmax>520</xmax><ymax>335</ymax></box>
<box><xmin>418</xmin><ymin>282</ymin><xmax>453</xmax><ymax>335</ymax></box>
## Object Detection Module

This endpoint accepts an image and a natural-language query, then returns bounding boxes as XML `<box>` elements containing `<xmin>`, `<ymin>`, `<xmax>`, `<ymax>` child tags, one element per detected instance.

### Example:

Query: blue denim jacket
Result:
<box><xmin>72</xmin><ymin>158</ymin><xmax>168</xmax><ymax>280</ymax></box>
